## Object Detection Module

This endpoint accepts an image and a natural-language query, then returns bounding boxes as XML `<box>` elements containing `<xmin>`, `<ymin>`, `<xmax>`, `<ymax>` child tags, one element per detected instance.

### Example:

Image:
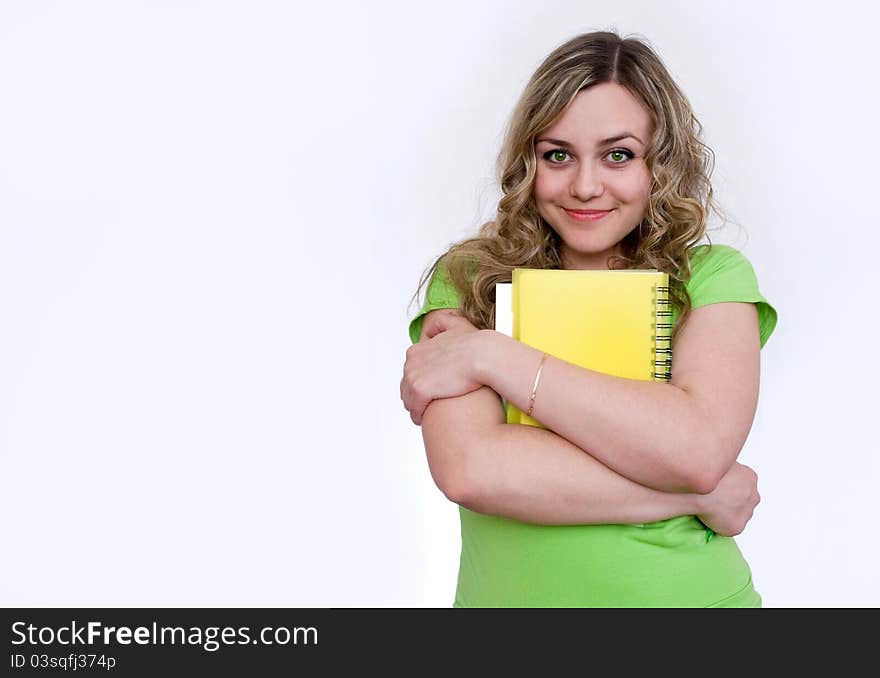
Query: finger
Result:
<box><xmin>401</xmin><ymin>382</ymin><xmax>413</xmax><ymax>413</ymax></box>
<box><xmin>414</xmin><ymin>399</ymin><xmax>430</xmax><ymax>426</ymax></box>
<box><xmin>422</xmin><ymin>314</ymin><xmax>443</xmax><ymax>339</ymax></box>
<box><xmin>411</xmin><ymin>396</ymin><xmax>426</xmax><ymax>424</ymax></box>
<box><xmin>424</xmin><ymin>310</ymin><xmax>461</xmax><ymax>339</ymax></box>
<box><xmin>400</xmin><ymin>367</ymin><xmax>412</xmax><ymax>403</ymax></box>
<box><xmin>424</xmin><ymin>318</ymin><xmax>446</xmax><ymax>339</ymax></box>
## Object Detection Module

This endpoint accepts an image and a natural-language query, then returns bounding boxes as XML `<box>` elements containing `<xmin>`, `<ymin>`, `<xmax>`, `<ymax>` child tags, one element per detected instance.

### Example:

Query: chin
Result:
<box><xmin>559</xmin><ymin>235</ymin><xmax>618</xmax><ymax>255</ymax></box>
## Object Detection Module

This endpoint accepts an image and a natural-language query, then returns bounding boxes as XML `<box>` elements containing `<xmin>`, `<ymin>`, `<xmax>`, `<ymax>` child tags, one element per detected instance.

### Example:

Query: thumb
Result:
<box><xmin>425</xmin><ymin>322</ymin><xmax>445</xmax><ymax>339</ymax></box>
<box><xmin>424</xmin><ymin>310</ymin><xmax>458</xmax><ymax>339</ymax></box>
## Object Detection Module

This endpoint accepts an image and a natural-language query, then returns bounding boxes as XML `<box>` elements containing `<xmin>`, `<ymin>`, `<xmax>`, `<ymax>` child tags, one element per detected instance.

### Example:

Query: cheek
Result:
<box><xmin>616</xmin><ymin>169</ymin><xmax>652</xmax><ymax>207</ymax></box>
<box><xmin>533</xmin><ymin>173</ymin><xmax>550</xmax><ymax>204</ymax></box>
<box><xmin>534</xmin><ymin>169</ymin><xmax>564</xmax><ymax>204</ymax></box>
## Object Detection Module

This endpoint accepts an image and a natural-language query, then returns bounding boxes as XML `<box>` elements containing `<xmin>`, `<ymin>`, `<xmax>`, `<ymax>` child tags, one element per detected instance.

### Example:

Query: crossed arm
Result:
<box><xmin>404</xmin><ymin>302</ymin><xmax>762</xmax><ymax>533</ymax></box>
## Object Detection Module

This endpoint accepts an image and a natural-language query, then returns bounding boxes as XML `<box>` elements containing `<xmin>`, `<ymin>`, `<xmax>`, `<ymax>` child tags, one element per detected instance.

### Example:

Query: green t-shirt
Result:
<box><xmin>408</xmin><ymin>244</ymin><xmax>777</xmax><ymax>607</ymax></box>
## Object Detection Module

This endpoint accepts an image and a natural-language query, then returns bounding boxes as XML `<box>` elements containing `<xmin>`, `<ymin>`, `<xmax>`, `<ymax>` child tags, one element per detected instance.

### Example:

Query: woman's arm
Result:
<box><xmin>407</xmin><ymin>303</ymin><xmax>761</xmax><ymax>494</ymax></box>
<box><xmin>476</xmin><ymin>302</ymin><xmax>761</xmax><ymax>494</ymax></box>
<box><xmin>421</xmin><ymin>384</ymin><xmax>758</xmax><ymax>533</ymax></box>
<box><xmin>411</xmin><ymin>310</ymin><xmax>759</xmax><ymax>531</ymax></box>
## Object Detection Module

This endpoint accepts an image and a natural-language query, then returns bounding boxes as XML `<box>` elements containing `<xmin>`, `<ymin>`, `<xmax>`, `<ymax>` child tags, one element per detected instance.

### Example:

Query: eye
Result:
<box><xmin>606</xmin><ymin>148</ymin><xmax>635</xmax><ymax>164</ymax></box>
<box><xmin>543</xmin><ymin>149</ymin><xmax>572</xmax><ymax>163</ymax></box>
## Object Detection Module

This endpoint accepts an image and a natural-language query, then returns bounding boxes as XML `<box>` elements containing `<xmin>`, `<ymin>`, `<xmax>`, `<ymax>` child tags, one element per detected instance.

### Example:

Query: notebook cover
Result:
<box><xmin>505</xmin><ymin>269</ymin><xmax>670</xmax><ymax>427</ymax></box>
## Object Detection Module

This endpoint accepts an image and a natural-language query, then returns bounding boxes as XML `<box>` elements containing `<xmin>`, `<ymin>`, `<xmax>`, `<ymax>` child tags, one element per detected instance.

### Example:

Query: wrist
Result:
<box><xmin>473</xmin><ymin>329</ymin><xmax>501</xmax><ymax>387</ymax></box>
<box><xmin>689</xmin><ymin>490</ymin><xmax>708</xmax><ymax>515</ymax></box>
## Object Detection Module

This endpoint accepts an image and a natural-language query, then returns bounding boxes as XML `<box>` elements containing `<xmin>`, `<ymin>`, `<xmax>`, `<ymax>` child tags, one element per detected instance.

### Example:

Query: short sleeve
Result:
<box><xmin>407</xmin><ymin>258</ymin><xmax>463</xmax><ymax>344</ymax></box>
<box><xmin>684</xmin><ymin>244</ymin><xmax>778</xmax><ymax>348</ymax></box>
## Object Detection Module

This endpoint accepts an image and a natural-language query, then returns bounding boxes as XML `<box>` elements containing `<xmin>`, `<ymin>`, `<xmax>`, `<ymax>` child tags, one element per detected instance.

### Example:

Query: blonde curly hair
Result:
<box><xmin>414</xmin><ymin>30</ymin><xmax>720</xmax><ymax>343</ymax></box>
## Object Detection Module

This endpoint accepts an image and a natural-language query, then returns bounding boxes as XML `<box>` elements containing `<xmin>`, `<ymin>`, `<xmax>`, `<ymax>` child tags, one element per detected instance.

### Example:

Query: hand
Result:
<box><xmin>694</xmin><ymin>462</ymin><xmax>760</xmax><ymax>537</ymax></box>
<box><xmin>401</xmin><ymin>310</ymin><xmax>485</xmax><ymax>425</ymax></box>
<box><xmin>421</xmin><ymin>308</ymin><xmax>476</xmax><ymax>339</ymax></box>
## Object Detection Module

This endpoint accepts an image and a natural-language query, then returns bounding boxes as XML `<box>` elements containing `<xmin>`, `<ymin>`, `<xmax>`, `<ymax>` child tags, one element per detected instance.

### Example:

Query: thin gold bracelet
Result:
<box><xmin>526</xmin><ymin>352</ymin><xmax>549</xmax><ymax>417</ymax></box>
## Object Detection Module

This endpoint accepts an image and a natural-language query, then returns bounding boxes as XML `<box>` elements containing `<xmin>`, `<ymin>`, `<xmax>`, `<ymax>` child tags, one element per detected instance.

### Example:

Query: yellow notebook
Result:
<box><xmin>496</xmin><ymin>269</ymin><xmax>672</xmax><ymax>427</ymax></box>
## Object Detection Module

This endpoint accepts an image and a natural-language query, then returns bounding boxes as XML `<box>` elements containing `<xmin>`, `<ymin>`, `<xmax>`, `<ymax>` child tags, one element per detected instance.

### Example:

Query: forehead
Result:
<box><xmin>540</xmin><ymin>82</ymin><xmax>653</xmax><ymax>143</ymax></box>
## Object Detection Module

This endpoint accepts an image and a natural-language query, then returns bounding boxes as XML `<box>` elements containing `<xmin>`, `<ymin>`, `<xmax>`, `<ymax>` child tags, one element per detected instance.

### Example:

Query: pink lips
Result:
<box><xmin>563</xmin><ymin>208</ymin><xmax>612</xmax><ymax>222</ymax></box>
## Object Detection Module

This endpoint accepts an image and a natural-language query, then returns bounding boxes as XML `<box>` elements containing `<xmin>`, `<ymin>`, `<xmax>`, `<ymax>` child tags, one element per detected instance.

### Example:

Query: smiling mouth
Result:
<box><xmin>563</xmin><ymin>208</ymin><xmax>613</xmax><ymax>221</ymax></box>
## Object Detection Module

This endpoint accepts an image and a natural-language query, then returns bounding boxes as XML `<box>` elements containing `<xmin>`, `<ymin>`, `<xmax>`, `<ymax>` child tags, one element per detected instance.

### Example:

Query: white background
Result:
<box><xmin>1</xmin><ymin>1</ymin><xmax>877</xmax><ymax>608</ymax></box>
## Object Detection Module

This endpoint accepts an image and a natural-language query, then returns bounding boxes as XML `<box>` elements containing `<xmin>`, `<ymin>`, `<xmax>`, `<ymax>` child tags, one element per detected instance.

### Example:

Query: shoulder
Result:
<box><xmin>408</xmin><ymin>256</ymin><xmax>463</xmax><ymax>344</ymax></box>
<box><xmin>684</xmin><ymin>244</ymin><xmax>778</xmax><ymax>348</ymax></box>
<box><xmin>687</xmin><ymin>244</ymin><xmax>754</xmax><ymax>285</ymax></box>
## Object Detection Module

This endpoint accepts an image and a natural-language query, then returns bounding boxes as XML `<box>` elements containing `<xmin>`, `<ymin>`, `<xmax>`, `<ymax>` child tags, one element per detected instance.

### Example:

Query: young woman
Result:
<box><xmin>401</xmin><ymin>31</ymin><xmax>777</xmax><ymax>607</ymax></box>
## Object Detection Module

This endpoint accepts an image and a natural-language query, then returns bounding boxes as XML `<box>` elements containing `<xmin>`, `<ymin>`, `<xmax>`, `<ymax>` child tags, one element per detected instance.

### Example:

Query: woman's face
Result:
<box><xmin>533</xmin><ymin>82</ymin><xmax>653</xmax><ymax>270</ymax></box>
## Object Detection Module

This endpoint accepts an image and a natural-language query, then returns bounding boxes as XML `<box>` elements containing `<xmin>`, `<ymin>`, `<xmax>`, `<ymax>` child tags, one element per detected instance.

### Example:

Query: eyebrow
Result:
<box><xmin>536</xmin><ymin>133</ymin><xmax>645</xmax><ymax>147</ymax></box>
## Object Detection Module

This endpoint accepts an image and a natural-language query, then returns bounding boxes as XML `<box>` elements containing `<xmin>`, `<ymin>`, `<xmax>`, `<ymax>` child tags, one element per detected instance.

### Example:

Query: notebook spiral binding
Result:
<box><xmin>653</xmin><ymin>284</ymin><xmax>673</xmax><ymax>382</ymax></box>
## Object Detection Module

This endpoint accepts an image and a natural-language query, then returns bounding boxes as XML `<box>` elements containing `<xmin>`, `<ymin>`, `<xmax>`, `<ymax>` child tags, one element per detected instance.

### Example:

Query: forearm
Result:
<box><xmin>422</xmin><ymin>388</ymin><xmax>701</xmax><ymax>526</ymax></box>
<box><xmin>475</xmin><ymin>330</ymin><xmax>713</xmax><ymax>493</ymax></box>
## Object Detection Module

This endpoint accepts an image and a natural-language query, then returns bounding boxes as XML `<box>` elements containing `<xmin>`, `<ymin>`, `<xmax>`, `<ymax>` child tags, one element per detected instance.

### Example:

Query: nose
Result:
<box><xmin>569</xmin><ymin>160</ymin><xmax>604</xmax><ymax>202</ymax></box>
